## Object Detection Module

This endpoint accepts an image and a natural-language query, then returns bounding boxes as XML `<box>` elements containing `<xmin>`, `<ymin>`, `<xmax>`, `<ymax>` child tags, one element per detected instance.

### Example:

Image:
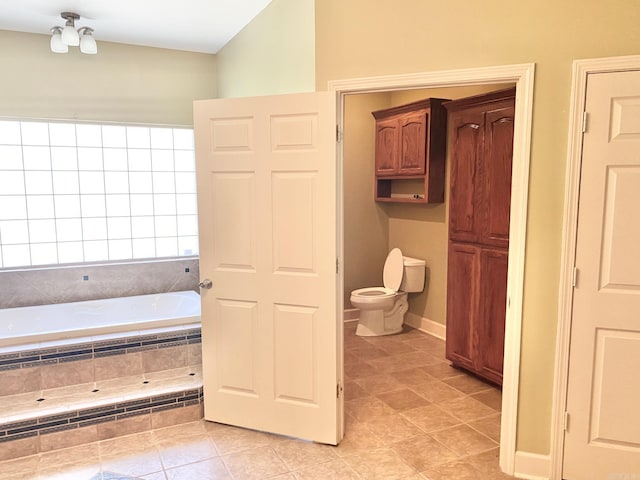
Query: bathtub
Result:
<box><xmin>0</xmin><ymin>290</ymin><xmax>201</xmax><ymax>349</ymax></box>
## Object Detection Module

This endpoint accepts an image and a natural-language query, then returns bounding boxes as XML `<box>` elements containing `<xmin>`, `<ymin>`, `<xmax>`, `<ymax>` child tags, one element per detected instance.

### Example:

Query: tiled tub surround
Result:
<box><xmin>0</xmin><ymin>327</ymin><xmax>203</xmax><ymax>461</ymax></box>
<box><xmin>0</xmin><ymin>257</ymin><xmax>199</xmax><ymax>309</ymax></box>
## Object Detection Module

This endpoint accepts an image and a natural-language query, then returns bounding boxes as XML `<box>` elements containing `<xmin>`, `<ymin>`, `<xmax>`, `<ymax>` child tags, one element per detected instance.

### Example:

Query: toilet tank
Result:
<box><xmin>400</xmin><ymin>256</ymin><xmax>426</xmax><ymax>292</ymax></box>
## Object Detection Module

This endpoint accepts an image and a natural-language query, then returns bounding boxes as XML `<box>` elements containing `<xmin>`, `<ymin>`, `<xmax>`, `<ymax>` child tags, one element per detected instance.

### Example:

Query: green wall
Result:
<box><xmin>216</xmin><ymin>0</ymin><xmax>315</xmax><ymax>98</ymax></box>
<box><xmin>315</xmin><ymin>0</ymin><xmax>640</xmax><ymax>454</ymax></box>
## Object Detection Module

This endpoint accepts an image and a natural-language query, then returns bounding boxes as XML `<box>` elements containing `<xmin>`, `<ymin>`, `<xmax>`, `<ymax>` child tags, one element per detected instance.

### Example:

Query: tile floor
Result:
<box><xmin>0</xmin><ymin>323</ymin><xmax>514</xmax><ymax>479</ymax></box>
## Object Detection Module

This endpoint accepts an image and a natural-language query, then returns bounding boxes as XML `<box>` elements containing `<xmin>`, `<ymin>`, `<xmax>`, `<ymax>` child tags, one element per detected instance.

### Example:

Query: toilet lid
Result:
<box><xmin>383</xmin><ymin>248</ymin><xmax>404</xmax><ymax>292</ymax></box>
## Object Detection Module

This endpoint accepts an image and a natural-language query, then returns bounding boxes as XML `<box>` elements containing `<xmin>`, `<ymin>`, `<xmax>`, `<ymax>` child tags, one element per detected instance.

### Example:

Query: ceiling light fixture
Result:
<box><xmin>50</xmin><ymin>12</ymin><xmax>97</xmax><ymax>55</ymax></box>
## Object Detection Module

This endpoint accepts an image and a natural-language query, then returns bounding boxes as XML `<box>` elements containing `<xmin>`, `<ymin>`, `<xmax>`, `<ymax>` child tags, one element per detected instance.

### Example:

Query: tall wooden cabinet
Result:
<box><xmin>444</xmin><ymin>88</ymin><xmax>515</xmax><ymax>385</ymax></box>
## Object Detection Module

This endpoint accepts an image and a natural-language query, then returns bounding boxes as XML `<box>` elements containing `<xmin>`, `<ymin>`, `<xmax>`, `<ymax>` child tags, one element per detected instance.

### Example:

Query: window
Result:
<box><xmin>0</xmin><ymin>120</ymin><xmax>199</xmax><ymax>269</ymax></box>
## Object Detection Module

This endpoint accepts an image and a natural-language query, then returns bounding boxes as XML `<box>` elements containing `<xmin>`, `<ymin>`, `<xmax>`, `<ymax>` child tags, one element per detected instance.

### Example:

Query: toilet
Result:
<box><xmin>350</xmin><ymin>248</ymin><xmax>426</xmax><ymax>336</ymax></box>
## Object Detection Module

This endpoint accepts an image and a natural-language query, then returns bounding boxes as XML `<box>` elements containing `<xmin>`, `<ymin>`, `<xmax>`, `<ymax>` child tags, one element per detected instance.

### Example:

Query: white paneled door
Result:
<box><xmin>563</xmin><ymin>70</ymin><xmax>640</xmax><ymax>478</ymax></box>
<box><xmin>193</xmin><ymin>93</ymin><xmax>341</xmax><ymax>444</ymax></box>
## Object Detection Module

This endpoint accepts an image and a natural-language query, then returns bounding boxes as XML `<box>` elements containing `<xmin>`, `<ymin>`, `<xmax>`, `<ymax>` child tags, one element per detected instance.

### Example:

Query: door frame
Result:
<box><xmin>329</xmin><ymin>62</ymin><xmax>535</xmax><ymax>475</ymax></box>
<box><xmin>552</xmin><ymin>54</ymin><xmax>640</xmax><ymax>480</ymax></box>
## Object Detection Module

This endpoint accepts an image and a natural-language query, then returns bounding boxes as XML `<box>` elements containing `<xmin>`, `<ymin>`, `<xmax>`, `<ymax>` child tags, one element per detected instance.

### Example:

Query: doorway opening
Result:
<box><xmin>330</xmin><ymin>63</ymin><xmax>535</xmax><ymax>475</ymax></box>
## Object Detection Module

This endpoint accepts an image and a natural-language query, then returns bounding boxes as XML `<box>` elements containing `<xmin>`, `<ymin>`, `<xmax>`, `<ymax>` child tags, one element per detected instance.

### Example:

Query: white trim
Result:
<box><xmin>404</xmin><ymin>312</ymin><xmax>446</xmax><ymax>339</ymax></box>
<box><xmin>514</xmin><ymin>451</ymin><xmax>552</xmax><ymax>480</ymax></box>
<box><xmin>552</xmin><ymin>54</ymin><xmax>640</xmax><ymax>480</ymax></box>
<box><xmin>329</xmin><ymin>63</ymin><xmax>535</xmax><ymax>476</ymax></box>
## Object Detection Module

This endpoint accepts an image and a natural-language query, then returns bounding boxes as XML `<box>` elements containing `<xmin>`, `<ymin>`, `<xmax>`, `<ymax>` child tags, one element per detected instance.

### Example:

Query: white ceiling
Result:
<box><xmin>0</xmin><ymin>0</ymin><xmax>273</xmax><ymax>54</ymax></box>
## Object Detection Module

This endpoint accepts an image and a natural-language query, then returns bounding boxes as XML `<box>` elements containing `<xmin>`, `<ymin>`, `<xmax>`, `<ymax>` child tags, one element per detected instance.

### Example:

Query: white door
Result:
<box><xmin>193</xmin><ymin>92</ymin><xmax>341</xmax><ymax>444</ymax></box>
<box><xmin>563</xmin><ymin>70</ymin><xmax>640</xmax><ymax>478</ymax></box>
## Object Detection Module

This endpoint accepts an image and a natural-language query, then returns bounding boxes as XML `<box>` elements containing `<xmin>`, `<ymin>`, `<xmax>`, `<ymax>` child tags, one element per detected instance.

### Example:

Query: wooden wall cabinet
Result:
<box><xmin>444</xmin><ymin>88</ymin><xmax>515</xmax><ymax>385</ymax></box>
<box><xmin>372</xmin><ymin>98</ymin><xmax>448</xmax><ymax>203</ymax></box>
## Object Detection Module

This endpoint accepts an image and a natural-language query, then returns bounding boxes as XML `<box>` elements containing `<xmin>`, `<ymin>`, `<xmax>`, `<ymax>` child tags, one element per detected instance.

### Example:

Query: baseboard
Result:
<box><xmin>343</xmin><ymin>310</ymin><xmax>447</xmax><ymax>338</ymax></box>
<box><xmin>513</xmin><ymin>451</ymin><xmax>552</xmax><ymax>480</ymax></box>
<box><xmin>343</xmin><ymin>308</ymin><xmax>359</xmax><ymax>322</ymax></box>
<box><xmin>403</xmin><ymin>312</ymin><xmax>446</xmax><ymax>339</ymax></box>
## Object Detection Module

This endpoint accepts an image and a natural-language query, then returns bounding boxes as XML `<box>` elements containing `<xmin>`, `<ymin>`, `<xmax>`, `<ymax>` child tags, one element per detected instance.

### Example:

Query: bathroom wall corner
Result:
<box><xmin>404</xmin><ymin>312</ymin><xmax>446</xmax><ymax>340</ymax></box>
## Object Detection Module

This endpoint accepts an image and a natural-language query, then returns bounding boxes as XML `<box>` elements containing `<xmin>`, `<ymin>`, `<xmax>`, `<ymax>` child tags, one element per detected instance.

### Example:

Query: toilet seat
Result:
<box><xmin>350</xmin><ymin>248</ymin><xmax>405</xmax><ymax>305</ymax></box>
<box><xmin>350</xmin><ymin>287</ymin><xmax>396</xmax><ymax>304</ymax></box>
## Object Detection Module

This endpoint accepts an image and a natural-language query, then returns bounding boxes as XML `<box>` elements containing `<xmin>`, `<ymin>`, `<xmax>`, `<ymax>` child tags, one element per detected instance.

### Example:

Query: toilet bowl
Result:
<box><xmin>350</xmin><ymin>248</ymin><xmax>425</xmax><ymax>336</ymax></box>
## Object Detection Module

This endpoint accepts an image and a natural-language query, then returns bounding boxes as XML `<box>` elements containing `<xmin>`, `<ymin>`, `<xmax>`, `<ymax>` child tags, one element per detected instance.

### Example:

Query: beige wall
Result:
<box><xmin>216</xmin><ymin>0</ymin><xmax>315</xmax><ymax>98</ymax></box>
<box><xmin>316</xmin><ymin>0</ymin><xmax>640</xmax><ymax>455</ymax></box>
<box><xmin>0</xmin><ymin>30</ymin><xmax>216</xmax><ymax>125</ymax></box>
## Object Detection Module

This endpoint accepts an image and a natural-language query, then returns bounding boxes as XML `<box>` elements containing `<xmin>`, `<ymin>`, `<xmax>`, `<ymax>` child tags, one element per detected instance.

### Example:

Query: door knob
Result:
<box><xmin>198</xmin><ymin>278</ymin><xmax>212</xmax><ymax>289</ymax></box>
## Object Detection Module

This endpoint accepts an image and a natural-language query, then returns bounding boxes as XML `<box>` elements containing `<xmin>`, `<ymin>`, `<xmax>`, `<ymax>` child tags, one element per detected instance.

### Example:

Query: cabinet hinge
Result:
<box><xmin>572</xmin><ymin>267</ymin><xmax>578</xmax><ymax>288</ymax></box>
<box><xmin>336</xmin><ymin>125</ymin><xmax>343</xmax><ymax>143</ymax></box>
<box><xmin>582</xmin><ymin>112</ymin><xmax>588</xmax><ymax>133</ymax></box>
<box><xmin>564</xmin><ymin>411</ymin><xmax>570</xmax><ymax>431</ymax></box>
<box><xmin>336</xmin><ymin>258</ymin><xmax>339</xmax><ymax>274</ymax></box>
<box><xmin>336</xmin><ymin>383</ymin><xmax>343</xmax><ymax>398</ymax></box>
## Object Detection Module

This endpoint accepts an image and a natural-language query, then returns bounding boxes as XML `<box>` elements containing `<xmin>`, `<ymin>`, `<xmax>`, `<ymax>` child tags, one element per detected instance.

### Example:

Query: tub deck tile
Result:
<box><xmin>42</xmin><ymin>348</ymin><xmax>93</xmax><ymax>359</ymax></box>
<box><xmin>57</xmin><ymin>343</ymin><xmax>95</xmax><ymax>353</ymax></box>
<box><xmin>145</xmin><ymin>340</ymin><xmax>185</xmax><ymax>349</ymax></box>
<box><xmin>93</xmin><ymin>339</ymin><xmax>128</xmax><ymax>349</ymax></box>
<box><xmin>116</xmin><ymin>409</ymin><xmax>153</xmax><ymax>420</ymax></box>
<box><xmin>18</xmin><ymin>351</ymin><xmax>40</xmax><ymax>359</ymax></box>
<box><xmin>77</xmin><ymin>416</ymin><xmax>119</xmax><ymax>429</ymax></box>
<box><xmin>2</xmin><ymin>419</ymin><xmax>38</xmax><ymax>432</ymax></box>
<box><xmin>58</xmin><ymin>353</ymin><xmax>94</xmax><ymax>363</ymax></box>
<box><xmin>38</xmin><ymin>412</ymin><xmax>76</xmax><ymax>423</ymax></box>
<box><xmin>75</xmin><ymin>411</ymin><xmax>124</xmax><ymax>425</ymax></box>
<box><xmin>117</xmin><ymin>398</ymin><xmax>152</xmax><ymax>410</ymax></box>
<box><xmin>1</xmin><ymin>329</ymin><xmax>201</xmax><ymax>370</ymax></box>
<box><xmin>78</xmin><ymin>405</ymin><xmax>123</xmax><ymax>417</ymax></box>
<box><xmin>21</xmin><ymin>359</ymin><xmax>57</xmax><ymax>368</ymax></box>
<box><xmin>95</xmin><ymin>350</ymin><xmax>126</xmax><ymax>358</ymax></box>
<box><xmin>0</xmin><ymin>356</ymin><xmax>39</xmax><ymax>367</ymax></box>
<box><xmin>125</xmin><ymin>345</ymin><xmax>157</xmax><ymax>354</ymax></box>
<box><xmin>37</xmin><ymin>348</ymin><xmax>60</xmax><ymax>356</ymax></box>
<box><xmin>16</xmin><ymin>418</ymin><xmax>70</xmax><ymax>435</ymax></box>
<box><xmin>0</xmin><ymin>353</ymin><xmax>20</xmax><ymax>360</ymax></box>
<box><xmin>94</xmin><ymin>344</ymin><xmax>134</xmax><ymax>354</ymax></box>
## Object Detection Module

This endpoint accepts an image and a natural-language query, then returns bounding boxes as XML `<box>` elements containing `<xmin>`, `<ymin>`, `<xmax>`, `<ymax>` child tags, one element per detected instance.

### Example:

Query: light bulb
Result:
<box><xmin>61</xmin><ymin>22</ymin><xmax>79</xmax><ymax>46</ymax></box>
<box><xmin>60</xmin><ymin>13</ymin><xmax>80</xmax><ymax>46</ymax></box>
<box><xmin>50</xmin><ymin>27</ymin><xmax>68</xmax><ymax>53</ymax></box>
<box><xmin>79</xmin><ymin>28</ymin><xmax>97</xmax><ymax>55</ymax></box>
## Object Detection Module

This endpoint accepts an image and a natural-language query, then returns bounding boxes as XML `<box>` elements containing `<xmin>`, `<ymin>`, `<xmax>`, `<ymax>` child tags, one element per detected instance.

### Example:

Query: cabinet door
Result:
<box><xmin>480</xmin><ymin>103</ymin><xmax>514</xmax><ymax>248</ymax></box>
<box><xmin>374</xmin><ymin>117</ymin><xmax>399</xmax><ymax>175</ymax></box>
<box><xmin>476</xmin><ymin>247</ymin><xmax>508</xmax><ymax>385</ymax></box>
<box><xmin>448</xmin><ymin>110</ymin><xmax>484</xmax><ymax>243</ymax></box>
<box><xmin>445</xmin><ymin>242</ymin><xmax>479</xmax><ymax>371</ymax></box>
<box><xmin>398</xmin><ymin>111</ymin><xmax>427</xmax><ymax>175</ymax></box>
